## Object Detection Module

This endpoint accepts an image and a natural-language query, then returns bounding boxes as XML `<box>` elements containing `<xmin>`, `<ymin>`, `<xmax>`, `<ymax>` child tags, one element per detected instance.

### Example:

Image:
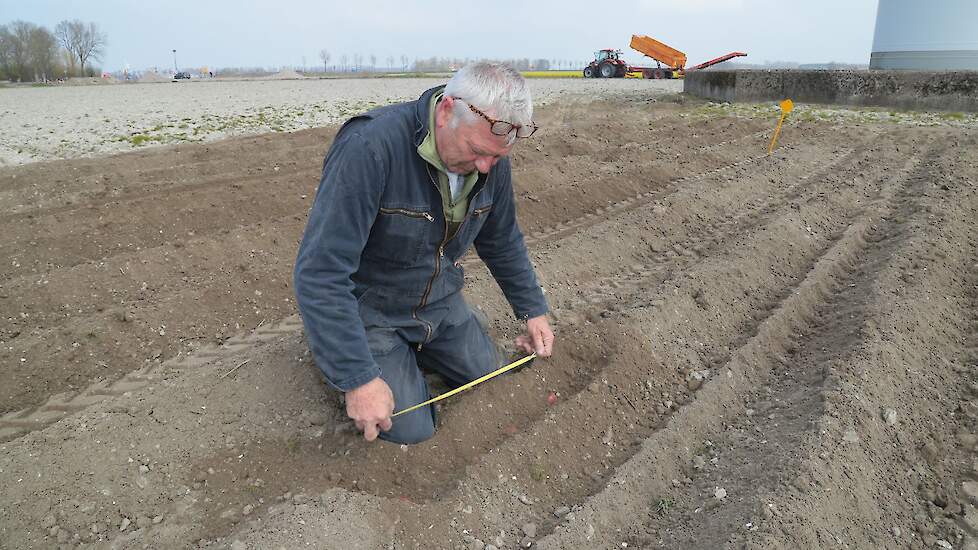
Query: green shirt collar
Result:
<box><xmin>417</xmin><ymin>90</ymin><xmax>451</xmax><ymax>174</ymax></box>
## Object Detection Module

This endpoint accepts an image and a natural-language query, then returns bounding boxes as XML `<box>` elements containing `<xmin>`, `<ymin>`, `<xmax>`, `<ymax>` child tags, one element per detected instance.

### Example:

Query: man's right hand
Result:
<box><xmin>345</xmin><ymin>377</ymin><xmax>394</xmax><ymax>442</ymax></box>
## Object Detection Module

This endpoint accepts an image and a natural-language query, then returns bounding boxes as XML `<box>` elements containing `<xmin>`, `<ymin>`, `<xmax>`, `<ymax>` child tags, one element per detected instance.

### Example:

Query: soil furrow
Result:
<box><xmin>529</xmin><ymin>135</ymin><xmax>938</xmax><ymax>550</ymax></box>
<box><xmin>629</xmin><ymin>144</ymin><xmax>946</xmax><ymax>549</ymax></box>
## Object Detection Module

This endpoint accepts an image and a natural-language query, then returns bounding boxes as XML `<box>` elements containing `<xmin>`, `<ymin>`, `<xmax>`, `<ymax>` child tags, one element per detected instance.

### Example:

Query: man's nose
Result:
<box><xmin>475</xmin><ymin>156</ymin><xmax>497</xmax><ymax>173</ymax></box>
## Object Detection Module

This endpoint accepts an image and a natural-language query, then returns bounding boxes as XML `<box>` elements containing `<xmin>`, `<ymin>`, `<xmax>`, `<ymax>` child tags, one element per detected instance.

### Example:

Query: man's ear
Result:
<box><xmin>435</xmin><ymin>95</ymin><xmax>454</xmax><ymax>129</ymax></box>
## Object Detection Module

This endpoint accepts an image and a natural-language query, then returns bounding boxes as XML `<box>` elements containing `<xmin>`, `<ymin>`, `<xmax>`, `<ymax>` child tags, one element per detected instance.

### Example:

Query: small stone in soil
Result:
<box><xmin>522</xmin><ymin>523</ymin><xmax>537</xmax><ymax>538</ymax></box>
<box><xmin>554</xmin><ymin>506</ymin><xmax>570</xmax><ymax>517</ymax></box>
<box><xmin>958</xmin><ymin>432</ymin><xmax>978</xmax><ymax>450</ymax></box>
<box><xmin>517</xmin><ymin>494</ymin><xmax>532</xmax><ymax>505</ymax></box>
<box><xmin>792</xmin><ymin>475</ymin><xmax>809</xmax><ymax>492</ymax></box>
<box><xmin>921</xmin><ymin>442</ymin><xmax>940</xmax><ymax>464</ymax></box>
<box><xmin>963</xmin><ymin>481</ymin><xmax>978</xmax><ymax>503</ymax></box>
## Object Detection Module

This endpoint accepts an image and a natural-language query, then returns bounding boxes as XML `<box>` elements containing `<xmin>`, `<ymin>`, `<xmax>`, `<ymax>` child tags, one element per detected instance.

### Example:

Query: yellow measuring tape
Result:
<box><xmin>392</xmin><ymin>354</ymin><xmax>537</xmax><ymax>417</ymax></box>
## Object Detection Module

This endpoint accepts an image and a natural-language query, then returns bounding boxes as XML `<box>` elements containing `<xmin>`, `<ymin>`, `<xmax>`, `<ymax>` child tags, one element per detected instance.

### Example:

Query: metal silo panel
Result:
<box><xmin>871</xmin><ymin>0</ymin><xmax>978</xmax><ymax>70</ymax></box>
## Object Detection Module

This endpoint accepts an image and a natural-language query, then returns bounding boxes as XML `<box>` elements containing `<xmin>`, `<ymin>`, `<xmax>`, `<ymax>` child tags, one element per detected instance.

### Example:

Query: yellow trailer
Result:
<box><xmin>629</xmin><ymin>35</ymin><xmax>687</xmax><ymax>75</ymax></box>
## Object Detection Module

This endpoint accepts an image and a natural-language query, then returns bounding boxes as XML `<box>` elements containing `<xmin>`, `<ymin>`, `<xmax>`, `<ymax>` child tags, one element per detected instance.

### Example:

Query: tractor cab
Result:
<box><xmin>595</xmin><ymin>49</ymin><xmax>622</xmax><ymax>62</ymax></box>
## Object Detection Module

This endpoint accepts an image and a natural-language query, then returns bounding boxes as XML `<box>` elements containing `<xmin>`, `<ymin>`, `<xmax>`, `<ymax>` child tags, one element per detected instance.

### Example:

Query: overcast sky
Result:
<box><xmin>2</xmin><ymin>0</ymin><xmax>880</xmax><ymax>71</ymax></box>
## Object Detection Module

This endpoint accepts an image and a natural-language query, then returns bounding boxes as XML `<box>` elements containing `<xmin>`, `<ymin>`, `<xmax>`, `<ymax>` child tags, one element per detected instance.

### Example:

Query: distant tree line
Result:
<box><xmin>0</xmin><ymin>19</ymin><xmax>106</xmax><ymax>82</ymax></box>
<box><xmin>312</xmin><ymin>50</ymin><xmax>587</xmax><ymax>74</ymax></box>
<box><xmin>412</xmin><ymin>57</ymin><xmax>556</xmax><ymax>72</ymax></box>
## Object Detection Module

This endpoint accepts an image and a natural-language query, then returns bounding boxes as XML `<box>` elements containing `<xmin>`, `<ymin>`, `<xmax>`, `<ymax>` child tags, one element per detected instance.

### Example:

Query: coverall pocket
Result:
<box><xmin>356</xmin><ymin>287</ymin><xmax>387</xmax><ymax>328</ymax></box>
<box><xmin>454</xmin><ymin>201</ymin><xmax>493</xmax><ymax>252</ymax></box>
<box><xmin>365</xmin><ymin>206</ymin><xmax>434</xmax><ymax>267</ymax></box>
<box><xmin>364</xmin><ymin>327</ymin><xmax>400</xmax><ymax>357</ymax></box>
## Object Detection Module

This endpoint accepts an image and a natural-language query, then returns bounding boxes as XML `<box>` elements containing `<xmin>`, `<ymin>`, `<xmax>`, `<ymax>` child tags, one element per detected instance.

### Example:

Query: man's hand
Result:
<box><xmin>345</xmin><ymin>377</ymin><xmax>394</xmax><ymax>441</ymax></box>
<box><xmin>515</xmin><ymin>314</ymin><xmax>555</xmax><ymax>357</ymax></box>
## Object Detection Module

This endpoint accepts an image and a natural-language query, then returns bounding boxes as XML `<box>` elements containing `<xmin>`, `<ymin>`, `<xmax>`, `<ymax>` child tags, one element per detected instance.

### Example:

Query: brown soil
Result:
<box><xmin>2</xmin><ymin>94</ymin><xmax>978</xmax><ymax>550</ymax></box>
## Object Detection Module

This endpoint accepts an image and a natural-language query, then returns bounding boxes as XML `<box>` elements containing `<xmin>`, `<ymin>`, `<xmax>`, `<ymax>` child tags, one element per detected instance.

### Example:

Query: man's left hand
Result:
<box><xmin>515</xmin><ymin>314</ymin><xmax>554</xmax><ymax>357</ymax></box>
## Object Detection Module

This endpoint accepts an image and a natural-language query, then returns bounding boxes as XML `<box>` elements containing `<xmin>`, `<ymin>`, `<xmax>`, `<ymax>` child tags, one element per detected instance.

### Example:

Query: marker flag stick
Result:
<box><xmin>768</xmin><ymin>98</ymin><xmax>794</xmax><ymax>154</ymax></box>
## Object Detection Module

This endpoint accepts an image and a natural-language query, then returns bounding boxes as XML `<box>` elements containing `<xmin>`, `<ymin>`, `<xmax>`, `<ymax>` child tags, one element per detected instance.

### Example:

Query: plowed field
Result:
<box><xmin>2</xmin><ymin>86</ymin><xmax>978</xmax><ymax>550</ymax></box>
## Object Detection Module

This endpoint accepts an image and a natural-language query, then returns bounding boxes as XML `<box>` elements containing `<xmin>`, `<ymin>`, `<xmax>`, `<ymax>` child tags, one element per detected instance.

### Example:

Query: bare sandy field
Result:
<box><xmin>0</xmin><ymin>77</ymin><xmax>680</xmax><ymax>166</ymax></box>
<box><xmin>1</xmin><ymin>81</ymin><xmax>978</xmax><ymax>550</ymax></box>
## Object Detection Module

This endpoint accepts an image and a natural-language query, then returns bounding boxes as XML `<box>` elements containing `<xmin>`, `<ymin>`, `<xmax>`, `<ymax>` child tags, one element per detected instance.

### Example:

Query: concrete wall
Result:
<box><xmin>684</xmin><ymin>70</ymin><xmax>978</xmax><ymax>112</ymax></box>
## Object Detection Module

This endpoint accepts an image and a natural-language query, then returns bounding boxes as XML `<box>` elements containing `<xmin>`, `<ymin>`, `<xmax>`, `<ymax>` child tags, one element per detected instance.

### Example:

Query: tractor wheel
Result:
<box><xmin>583</xmin><ymin>66</ymin><xmax>594</xmax><ymax>78</ymax></box>
<box><xmin>599</xmin><ymin>62</ymin><xmax>616</xmax><ymax>78</ymax></box>
<box><xmin>616</xmin><ymin>65</ymin><xmax>627</xmax><ymax>77</ymax></box>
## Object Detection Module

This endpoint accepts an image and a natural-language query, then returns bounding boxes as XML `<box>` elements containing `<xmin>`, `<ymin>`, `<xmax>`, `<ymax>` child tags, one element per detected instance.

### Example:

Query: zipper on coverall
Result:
<box><xmin>413</xmin><ymin>165</ymin><xmax>486</xmax><ymax>351</ymax></box>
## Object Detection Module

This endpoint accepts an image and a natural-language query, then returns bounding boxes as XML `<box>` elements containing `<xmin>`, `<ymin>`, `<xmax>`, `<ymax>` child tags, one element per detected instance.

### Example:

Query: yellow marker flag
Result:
<box><xmin>392</xmin><ymin>354</ymin><xmax>537</xmax><ymax>418</ymax></box>
<box><xmin>768</xmin><ymin>99</ymin><xmax>794</xmax><ymax>154</ymax></box>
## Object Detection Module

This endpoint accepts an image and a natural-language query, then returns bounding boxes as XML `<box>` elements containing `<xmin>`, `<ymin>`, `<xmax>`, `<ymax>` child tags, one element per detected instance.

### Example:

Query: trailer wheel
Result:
<box><xmin>583</xmin><ymin>66</ymin><xmax>594</xmax><ymax>78</ymax></box>
<box><xmin>599</xmin><ymin>62</ymin><xmax>616</xmax><ymax>78</ymax></box>
<box><xmin>653</xmin><ymin>68</ymin><xmax>664</xmax><ymax>79</ymax></box>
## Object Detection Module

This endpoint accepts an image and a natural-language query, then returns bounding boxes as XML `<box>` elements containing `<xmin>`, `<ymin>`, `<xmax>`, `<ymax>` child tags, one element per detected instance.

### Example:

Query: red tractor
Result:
<box><xmin>584</xmin><ymin>49</ymin><xmax>628</xmax><ymax>78</ymax></box>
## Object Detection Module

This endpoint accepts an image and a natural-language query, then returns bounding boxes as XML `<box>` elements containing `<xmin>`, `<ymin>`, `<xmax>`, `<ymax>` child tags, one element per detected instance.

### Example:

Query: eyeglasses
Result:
<box><xmin>454</xmin><ymin>97</ymin><xmax>538</xmax><ymax>138</ymax></box>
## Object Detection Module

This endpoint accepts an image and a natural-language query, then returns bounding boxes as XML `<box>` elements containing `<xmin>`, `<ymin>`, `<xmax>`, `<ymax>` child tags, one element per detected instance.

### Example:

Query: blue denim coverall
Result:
<box><xmin>294</xmin><ymin>86</ymin><xmax>548</xmax><ymax>443</ymax></box>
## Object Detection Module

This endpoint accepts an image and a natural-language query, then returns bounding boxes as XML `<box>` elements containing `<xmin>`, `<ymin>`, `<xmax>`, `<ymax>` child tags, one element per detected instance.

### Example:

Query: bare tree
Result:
<box><xmin>339</xmin><ymin>53</ymin><xmax>348</xmax><ymax>72</ymax></box>
<box><xmin>55</xmin><ymin>20</ymin><xmax>106</xmax><ymax>77</ymax></box>
<box><xmin>0</xmin><ymin>25</ymin><xmax>12</xmax><ymax>81</ymax></box>
<box><xmin>353</xmin><ymin>53</ymin><xmax>363</xmax><ymax>72</ymax></box>
<box><xmin>369</xmin><ymin>54</ymin><xmax>376</xmax><ymax>71</ymax></box>
<box><xmin>0</xmin><ymin>21</ymin><xmax>61</xmax><ymax>82</ymax></box>
<box><xmin>4</xmin><ymin>21</ymin><xmax>35</xmax><ymax>81</ymax></box>
<box><xmin>400</xmin><ymin>54</ymin><xmax>408</xmax><ymax>70</ymax></box>
<box><xmin>318</xmin><ymin>49</ymin><xmax>331</xmax><ymax>73</ymax></box>
<box><xmin>28</xmin><ymin>25</ymin><xmax>58</xmax><ymax>81</ymax></box>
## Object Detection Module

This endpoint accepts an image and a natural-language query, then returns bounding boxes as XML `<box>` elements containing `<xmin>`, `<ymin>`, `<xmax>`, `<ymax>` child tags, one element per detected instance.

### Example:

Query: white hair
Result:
<box><xmin>443</xmin><ymin>62</ymin><xmax>533</xmax><ymax>140</ymax></box>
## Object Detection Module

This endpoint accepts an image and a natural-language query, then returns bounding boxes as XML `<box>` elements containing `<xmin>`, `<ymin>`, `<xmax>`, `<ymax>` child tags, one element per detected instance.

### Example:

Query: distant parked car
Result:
<box><xmin>173</xmin><ymin>72</ymin><xmax>191</xmax><ymax>80</ymax></box>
